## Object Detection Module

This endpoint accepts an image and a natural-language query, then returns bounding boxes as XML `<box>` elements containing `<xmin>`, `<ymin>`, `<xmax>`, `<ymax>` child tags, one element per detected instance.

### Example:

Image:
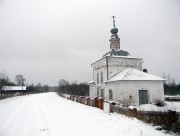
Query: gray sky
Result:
<box><xmin>0</xmin><ymin>0</ymin><xmax>180</xmax><ymax>86</ymax></box>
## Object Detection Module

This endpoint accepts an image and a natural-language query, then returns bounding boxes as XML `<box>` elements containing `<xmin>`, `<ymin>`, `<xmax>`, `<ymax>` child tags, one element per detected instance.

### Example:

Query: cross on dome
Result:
<box><xmin>110</xmin><ymin>16</ymin><xmax>120</xmax><ymax>49</ymax></box>
<box><xmin>112</xmin><ymin>16</ymin><xmax>116</xmax><ymax>27</ymax></box>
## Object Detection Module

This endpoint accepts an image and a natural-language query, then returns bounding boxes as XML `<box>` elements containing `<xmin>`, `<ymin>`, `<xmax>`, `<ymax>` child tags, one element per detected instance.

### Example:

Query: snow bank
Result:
<box><xmin>166</xmin><ymin>102</ymin><xmax>180</xmax><ymax>112</ymax></box>
<box><xmin>136</xmin><ymin>102</ymin><xmax>180</xmax><ymax>112</ymax></box>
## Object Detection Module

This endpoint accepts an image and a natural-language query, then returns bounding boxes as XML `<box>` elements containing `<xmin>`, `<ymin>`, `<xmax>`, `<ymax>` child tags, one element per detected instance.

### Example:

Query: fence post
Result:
<box><xmin>103</xmin><ymin>101</ymin><xmax>111</xmax><ymax>113</ymax></box>
<box><xmin>110</xmin><ymin>102</ymin><xmax>116</xmax><ymax>113</ymax></box>
<box><xmin>99</xmin><ymin>98</ymin><xmax>104</xmax><ymax>109</ymax></box>
<box><xmin>94</xmin><ymin>97</ymin><xmax>99</xmax><ymax>108</ymax></box>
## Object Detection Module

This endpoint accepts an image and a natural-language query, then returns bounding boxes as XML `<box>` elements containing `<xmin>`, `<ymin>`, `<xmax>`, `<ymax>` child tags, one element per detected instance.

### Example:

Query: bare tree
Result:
<box><xmin>0</xmin><ymin>71</ymin><xmax>10</xmax><ymax>90</ymax></box>
<box><xmin>15</xmin><ymin>74</ymin><xmax>26</xmax><ymax>86</ymax></box>
<box><xmin>171</xmin><ymin>79</ymin><xmax>176</xmax><ymax>86</ymax></box>
<box><xmin>43</xmin><ymin>85</ymin><xmax>49</xmax><ymax>92</ymax></box>
<box><xmin>167</xmin><ymin>74</ymin><xmax>172</xmax><ymax>85</ymax></box>
<box><xmin>58</xmin><ymin>79</ymin><xmax>69</xmax><ymax>87</ymax></box>
<box><xmin>15</xmin><ymin>74</ymin><xmax>26</xmax><ymax>91</ymax></box>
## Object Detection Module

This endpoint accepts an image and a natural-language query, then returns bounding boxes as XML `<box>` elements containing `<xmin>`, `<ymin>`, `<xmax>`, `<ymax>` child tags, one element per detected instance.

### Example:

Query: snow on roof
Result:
<box><xmin>102</xmin><ymin>49</ymin><xmax>142</xmax><ymax>59</ymax></box>
<box><xmin>106</xmin><ymin>68</ymin><xmax>165</xmax><ymax>82</ymax></box>
<box><xmin>1</xmin><ymin>86</ymin><xmax>26</xmax><ymax>91</ymax></box>
<box><xmin>88</xmin><ymin>80</ymin><xmax>94</xmax><ymax>84</ymax></box>
<box><xmin>91</xmin><ymin>54</ymin><xmax>141</xmax><ymax>67</ymax></box>
<box><xmin>102</xmin><ymin>49</ymin><xmax>131</xmax><ymax>57</ymax></box>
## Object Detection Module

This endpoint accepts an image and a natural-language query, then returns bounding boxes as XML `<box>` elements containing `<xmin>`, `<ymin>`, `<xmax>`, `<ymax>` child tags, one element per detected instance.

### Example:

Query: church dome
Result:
<box><xmin>110</xmin><ymin>27</ymin><xmax>118</xmax><ymax>34</ymax></box>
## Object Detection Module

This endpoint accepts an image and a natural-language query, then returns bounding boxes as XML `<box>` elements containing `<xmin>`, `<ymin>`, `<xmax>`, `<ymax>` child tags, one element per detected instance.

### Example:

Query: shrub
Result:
<box><xmin>155</xmin><ymin>100</ymin><xmax>165</xmax><ymax>107</ymax></box>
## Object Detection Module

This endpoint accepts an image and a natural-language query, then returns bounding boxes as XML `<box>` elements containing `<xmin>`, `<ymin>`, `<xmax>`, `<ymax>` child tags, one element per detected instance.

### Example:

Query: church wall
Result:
<box><xmin>91</xmin><ymin>58</ymin><xmax>107</xmax><ymax>98</ymax></box>
<box><xmin>89</xmin><ymin>84</ymin><xmax>96</xmax><ymax>98</ymax></box>
<box><xmin>94</xmin><ymin>66</ymin><xmax>107</xmax><ymax>98</ymax></box>
<box><xmin>90</xmin><ymin>57</ymin><xmax>143</xmax><ymax>99</ymax></box>
<box><xmin>107</xmin><ymin>57</ymin><xmax>142</xmax><ymax>79</ymax></box>
<box><xmin>104</xmin><ymin>80</ymin><xmax>164</xmax><ymax>106</ymax></box>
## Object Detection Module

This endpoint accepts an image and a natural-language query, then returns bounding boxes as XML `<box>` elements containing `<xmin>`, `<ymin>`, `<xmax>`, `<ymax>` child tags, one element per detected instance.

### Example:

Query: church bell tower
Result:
<box><xmin>109</xmin><ymin>16</ymin><xmax>120</xmax><ymax>49</ymax></box>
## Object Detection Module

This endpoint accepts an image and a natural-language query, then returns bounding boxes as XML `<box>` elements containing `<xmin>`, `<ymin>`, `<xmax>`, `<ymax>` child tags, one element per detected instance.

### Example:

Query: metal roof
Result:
<box><xmin>1</xmin><ymin>86</ymin><xmax>26</xmax><ymax>91</ymax></box>
<box><xmin>106</xmin><ymin>68</ymin><xmax>165</xmax><ymax>82</ymax></box>
<box><xmin>102</xmin><ymin>49</ymin><xmax>130</xmax><ymax>58</ymax></box>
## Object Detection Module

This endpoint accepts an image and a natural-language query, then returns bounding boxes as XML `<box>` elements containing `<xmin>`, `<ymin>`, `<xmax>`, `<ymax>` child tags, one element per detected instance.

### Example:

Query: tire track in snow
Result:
<box><xmin>37</xmin><ymin>103</ymin><xmax>50</xmax><ymax>136</ymax></box>
<box><xmin>38</xmin><ymin>98</ymin><xmax>69</xmax><ymax>136</ymax></box>
<box><xmin>0</xmin><ymin>98</ymin><xmax>27</xmax><ymax>131</ymax></box>
<box><xmin>0</xmin><ymin>96</ymin><xmax>36</xmax><ymax>136</ymax></box>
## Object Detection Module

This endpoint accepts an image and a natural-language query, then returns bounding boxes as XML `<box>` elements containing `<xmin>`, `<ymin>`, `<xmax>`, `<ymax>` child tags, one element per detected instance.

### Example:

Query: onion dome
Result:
<box><xmin>110</xmin><ymin>27</ymin><xmax>118</xmax><ymax>34</ymax></box>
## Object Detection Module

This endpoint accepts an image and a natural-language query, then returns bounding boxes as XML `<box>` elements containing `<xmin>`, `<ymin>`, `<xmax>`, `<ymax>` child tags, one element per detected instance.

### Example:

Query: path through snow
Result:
<box><xmin>0</xmin><ymin>92</ymin><xmax>174</xmax><ymax>136</ymax></box>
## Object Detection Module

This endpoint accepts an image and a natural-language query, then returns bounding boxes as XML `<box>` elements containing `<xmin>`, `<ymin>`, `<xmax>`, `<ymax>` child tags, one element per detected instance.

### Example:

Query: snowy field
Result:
<box><xmin>0</xmin><ymin>92</ymin><xmax>175</xmax><ymax>136</ymax></box>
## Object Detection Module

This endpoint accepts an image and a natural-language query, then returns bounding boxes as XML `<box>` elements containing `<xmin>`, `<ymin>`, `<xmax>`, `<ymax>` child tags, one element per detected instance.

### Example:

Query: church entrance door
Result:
<box><xmin>139</xmin><ymin>90</ymin><xmax>148</xmax><ymax>105</ymax></box>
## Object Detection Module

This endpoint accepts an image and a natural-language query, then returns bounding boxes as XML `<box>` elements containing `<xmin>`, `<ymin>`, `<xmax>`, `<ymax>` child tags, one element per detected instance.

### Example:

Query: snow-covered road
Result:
<box><xmin>0</xmin><ymin>92</ymin><xmax>173</xmax><ymax>136</ymax></box>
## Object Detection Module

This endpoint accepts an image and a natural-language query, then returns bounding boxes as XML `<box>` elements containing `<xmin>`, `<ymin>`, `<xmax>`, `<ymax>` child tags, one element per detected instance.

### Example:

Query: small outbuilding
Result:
<box><xmin>0</xmin><ymin>86</ymin><xmax>26</xmax><ymax>99</ymax></box>
<box><xmin>105</xmin><ymin>68</ymin><xmax>165</xmax><ymax>105</ymax></box>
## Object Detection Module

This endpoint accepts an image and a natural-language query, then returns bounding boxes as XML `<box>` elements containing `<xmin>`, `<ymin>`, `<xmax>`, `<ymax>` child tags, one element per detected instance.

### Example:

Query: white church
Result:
<box><xmin>89</xmin><ymin>17</ymin><xmax>165</xmax><ymax>106</ymax></box>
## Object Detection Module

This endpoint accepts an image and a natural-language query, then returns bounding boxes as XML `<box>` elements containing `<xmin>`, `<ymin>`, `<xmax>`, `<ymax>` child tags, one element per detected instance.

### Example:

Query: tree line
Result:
<box><xmin>164</xmin><ymin>84</ymin><xmax>180</xmax><ymax>95</ymax></box>
<box><xmin>0</xmin><ymin>71</ymin><xmax>89</xmax><ymax>95</ymax></box>
<box><xmin>0</xmin><ymin>71</ymin><xmax>50</xmax><ymax>93</ymax></box>
<box><xmin>0</xmin><ymin>71</ymin><xmax>16</xmax><ymax>90</ymax></box>
<box><xmin>56</xmin><ymin>79</ymin><xmax>89</xmax><ymax>96</ymax></box>
<box><xmin>26</xmin><ymin>83</ymin><xmax>50</xmax><ymax>94</ymax></box>
<box><xmin>1</xmin><ymin>71</ymin><xmax>179</xmax><ymax>96</ymax></box>
<box><xmin>162</xmin><ymin>73</ymin><xmax>180</xmax><ymax>95</ymax></box>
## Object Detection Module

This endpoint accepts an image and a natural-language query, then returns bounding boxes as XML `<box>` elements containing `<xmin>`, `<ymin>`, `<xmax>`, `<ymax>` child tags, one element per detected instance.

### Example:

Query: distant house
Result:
<box><xmin>89</xmin><ymin>19</ymin><xmax>165</xmax><ymax>106</ymax></box>
<box><xmin>0</xmin><ymin>86</ymin><xmax>26</xmax><ymax>99</ymax></box>
<box><xmin>1</xmin><ymin>86</ymin><xmax>26</xmax><ymax>92</ymax></box>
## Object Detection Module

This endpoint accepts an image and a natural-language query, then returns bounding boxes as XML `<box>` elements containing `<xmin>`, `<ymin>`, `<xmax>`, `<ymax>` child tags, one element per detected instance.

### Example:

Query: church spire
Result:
<box><xmin>112</xmin><ymin>16</ymin><xmax>116</xmax><ymax>27</ymax></box>
<box><xmin>109</xmin><ymin>16</ymin><xmax>120</xmax><ymax>49</ymax></box>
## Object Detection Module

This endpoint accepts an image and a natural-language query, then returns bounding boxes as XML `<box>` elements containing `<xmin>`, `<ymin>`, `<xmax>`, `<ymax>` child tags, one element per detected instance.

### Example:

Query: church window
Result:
<box><xmin>101</xmin><ymin>72</ymin><xmax>103</xmax><ymax>83</ymax></box>
<box><xmin>97</xmin><ymin>73</ymin><xmax>99</xmax><ymax>83</ymax></box>
<box><xmin>97</xmin><ymin>88</ymin><xmax>99</xmax><ymax>97</ymax></box>
<box><xmin>109</xmin><ymin>89</ymin><xmax>113</xmax><ymax>100</ymax></box>
<box><xmin>101</xmin><ymin>89</ymin><xmax>104</xmax><ymax>98</ymax></box>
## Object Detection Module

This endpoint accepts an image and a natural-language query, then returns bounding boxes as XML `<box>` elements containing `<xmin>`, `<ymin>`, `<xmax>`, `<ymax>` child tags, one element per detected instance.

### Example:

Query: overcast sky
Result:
<box><xmin>0</xmin><ymin>0</ymin><xmax>180</xmax><ymax>86</ymax></box>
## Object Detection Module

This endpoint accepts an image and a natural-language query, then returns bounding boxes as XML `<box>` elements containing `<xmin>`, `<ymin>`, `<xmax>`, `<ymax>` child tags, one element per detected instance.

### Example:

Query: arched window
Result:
<box><xmin>97</xmin><ymin>73</ymin><xmax>99</xmax><ymax>83</ymax></box>
<box><xmin>101</xmin><ymin>72</ymin><xmax>103</xmax><ymax>83</ymax></box>
<box><xmin>101</xmin><ymin>89</ymin><xmax>104</xmax><ymax>98</ymax></box>
<box><xmin>97</xmin><ymin>87</ymin><xmax>99</xmax><ymax>97</ymax></box>
<box><xmin>109</xmin><ymin>89</ymin><xmax>113</xmax><ymax>100</ymax></box>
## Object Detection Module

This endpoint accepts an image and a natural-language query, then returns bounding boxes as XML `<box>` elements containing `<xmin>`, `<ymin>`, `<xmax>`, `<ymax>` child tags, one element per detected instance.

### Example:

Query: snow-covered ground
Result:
<box><xmin>137</xmin><ymin>102</ymin><xmax>180</xmax><ymax>112</ymax></box>
<box><xmin>165</xmin><ymin>102</ymin><xmax>180</xmax><ymax>112</ymax></box>
<box><xmin>0</xmin><ymin>92</ymin><xmax>175</xmax><ymax>136</ymax></box>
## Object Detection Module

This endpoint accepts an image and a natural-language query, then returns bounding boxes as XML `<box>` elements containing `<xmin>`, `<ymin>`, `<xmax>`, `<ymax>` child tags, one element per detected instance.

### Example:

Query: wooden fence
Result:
<box><xmin>66</xmin><ymin>95</ymin><xmax>180</xmax><ymax>133</ymax></box>
<box><xmin>67</xmin><ymin>95</ymin><xmax>104</xmax><ymax>109</ymax></box>
<box><xmin>111</xmin><ymin>105</ymin><xmax>180</xmax><ymax>133</ymax></box>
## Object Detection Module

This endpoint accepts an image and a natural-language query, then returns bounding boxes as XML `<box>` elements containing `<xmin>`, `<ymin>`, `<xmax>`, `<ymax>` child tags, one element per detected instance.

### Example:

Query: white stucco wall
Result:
<box><xmin>107</xmin><ymin>57</ymin><xmax>142</xmax><ymax>79</ymax></box>
<box><xmin>104</xmin><ymin>80</ymin><xmax>164</xmax><ymax>105</ymax></box>
<box><xmin>89</xmin><ymin>56</ymin><xmax>164</xmax><ymax>105</ymax></box>
<box><xmin>89</xmin><ymin>84</ymin><xmax>96</xmax><ymax>98</ymax></box>
<box><xmin>90</xmin><ymin>57</ymin><xmax>142</xmax><ymax>98</ymax></box>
